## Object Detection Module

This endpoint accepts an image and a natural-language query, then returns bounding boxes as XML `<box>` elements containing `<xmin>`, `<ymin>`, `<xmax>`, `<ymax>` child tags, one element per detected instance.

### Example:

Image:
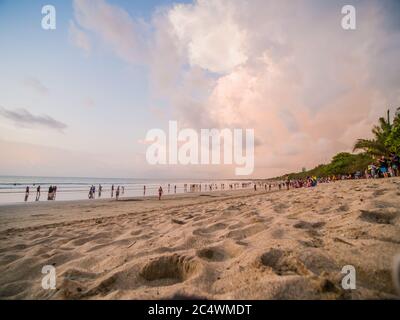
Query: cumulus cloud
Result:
<box><xmin>0</xmin><ymin>106</ymin><xmax>67</xmax><ymax>132</ymax></box>
<box><xmin>71</xmin><ymin>0</ymin><xmax>400</xmax><ymax>177</ymax></box>
<box><xmin>71</xmin><ymin>0</ymin><xmax>149</xmax><ymax>64</ymax></box>
<box><xmin>168</xmin><ymin>0</ymin><xmax>248</xmax><ymax>73</ymax></box>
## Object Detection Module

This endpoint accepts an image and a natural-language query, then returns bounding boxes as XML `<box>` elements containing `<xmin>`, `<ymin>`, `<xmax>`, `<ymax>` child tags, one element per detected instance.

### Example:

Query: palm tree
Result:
<box><xmin>353</xmin><ymin>110</ymin><xmax>392</xmax><ymax>157</ymax></box>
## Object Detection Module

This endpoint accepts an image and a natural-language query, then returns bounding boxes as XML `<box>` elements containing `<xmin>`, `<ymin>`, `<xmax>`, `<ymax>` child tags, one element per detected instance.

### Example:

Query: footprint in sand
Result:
<box><xmin>298</xmin><ymin>234</ymin><xmax>324</xmax><ymax>248</ymax></box>
<box><xmin>139</xmin><ymin>254</ymin><xmax>201</xmax><ymax>286</ymax></box>
<box><xmin>359</xmin><ymin>209</ymin><xmax>397</xmax><ymax>225</ymax></box>
<box><xmin>259</xmin><ymin>248</ymin><xmax>310</xmax><ymax>276</ymax></box>
<box><xmin>372</xmin><ymin>189</ymin><xmax>388</xmax><ymax>197</ymax></box>
<box><xmin>59</xmin><ymin>268</ymin><xmax>110</xmax><ymax>299</ymax></box>
<box><xmin>272</xmin><ymin>203</ymin><xmax>289</xmax><ymax>214</ymax></box>
<box><xmin>196</xmin><ymin>242</ymin><xmax>243</xmax><ymax>262</ymax></box>
<box><xmin>337</xmin><ymin>204</ymin><xmax>350</xmax><ymax>212</ymax></box>
<box><xmin>193</xmin><ymin>222</ymin><xmax>228</xmax><ymax>236</ymax></box>
<box><xmin>226</xmin><ymin>223</ymin><xmax>266</xmax><ymax>240</ymax></box>
<box><xmin>130</xmin><ymin>229</ymin><xmax>142</xmax><ymax>236</ymax></box>
<box><xmin>293</xmin><ymin>221</ymin><xmax>326</xmax><ymax>230</ymax></box>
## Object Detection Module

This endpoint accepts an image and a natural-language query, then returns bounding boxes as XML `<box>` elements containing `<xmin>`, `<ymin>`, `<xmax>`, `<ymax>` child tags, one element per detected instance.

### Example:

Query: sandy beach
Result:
<box><xmin>0</xmin><ymin>178</ymin><xmax>399</xmax><ymax>299</ymax></box>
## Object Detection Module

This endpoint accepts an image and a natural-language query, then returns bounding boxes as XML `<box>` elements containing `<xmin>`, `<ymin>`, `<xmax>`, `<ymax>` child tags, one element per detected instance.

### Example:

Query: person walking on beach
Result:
<box><xmin>48</xmin><ymin>186</ymin><xmax>52</xmax><ymax>200</ymax></box>
<box><xmin>116</xmin><ymin>186</ymin><xmax>120</xmax><ymax>200</ymax></box>
<box><xmin>143</xmin><ymin>185</ymin><xmax>146</xmax><ymax>196</ymax></box>
<box><xmin>88</xmin><ymin>186</ymin><xmax>94</xmax><ymax>199</ymax></box>
<box><xmin>391</xmin><ymin>153</ymin><xmax>399</xmax><ymax>177</ymax></box>
<box><xmin>158</xmin><ymin>186</ymin><xmax>163</xmax><ymax>200</ymax></box>
<box><xmin>53</xmin><ymin>186</ymin><xmax>57</xmax><ymax>200</ymax></box>
<box><xmin>98</xmin><ymin>184</ymin><xmax>102</xmax><ymax>198</ymax></box>
<box><xmin>35</xmin><ymin>185</ymin><xmax>41</xmax><ymax>201</ymax></box>
<box><xmin>122</xmin><ymin>186</ymin><xmax>125</xmax><ymax>195</ymax></box>
<box><xmin>174</xmin><ymin>185</ymin><xmax>177</xmax><ymax>193</ymax></box>
<box><xmin>111</xmin><ymin>184</ymin><xmax>114</xmax><ymax>198</ymax></box>
<box><xmin>24</xmin><ymin>186</ymin><xmax>29</xmax><ymax>202</ymax></box>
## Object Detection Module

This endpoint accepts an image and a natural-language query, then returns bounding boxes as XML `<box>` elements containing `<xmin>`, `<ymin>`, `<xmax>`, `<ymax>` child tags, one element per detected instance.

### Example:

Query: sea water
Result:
<box><xmin>0</xmin><ymin>176</ymin><xmax>252</xmax><ymax>205</ymax></box>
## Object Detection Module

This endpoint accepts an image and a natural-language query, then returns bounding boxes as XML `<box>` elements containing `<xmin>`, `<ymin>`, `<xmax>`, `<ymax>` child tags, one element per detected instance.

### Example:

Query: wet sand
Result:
<box><xmin>0</xmin><ymin>178</ymin><xmax>399</xmax><ymax>299</ymax></box>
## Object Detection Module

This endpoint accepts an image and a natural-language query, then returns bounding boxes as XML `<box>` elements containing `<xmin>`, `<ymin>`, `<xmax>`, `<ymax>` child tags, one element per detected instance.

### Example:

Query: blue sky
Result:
<box><xmin>0</xmin><ymin>0</ymin><xmax>170</xmax><ymax>177</ymax></box>
<box><xmin>0</xmin><ymin>0</ymin><xmax>399</xmax><ymax>178</ymax></box>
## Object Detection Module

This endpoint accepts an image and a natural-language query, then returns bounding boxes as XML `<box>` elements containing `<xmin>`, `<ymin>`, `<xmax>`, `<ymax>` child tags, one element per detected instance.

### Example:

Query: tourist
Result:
<box><xmin>116</xmin><ymin>186</ymin><xmax>120</xmax><ymax>200</ymax></box>
<box><xmin>378</xmin><ymin>156</ymin><xmax>389</xmax><ymax>178</ymax></box>
<box><xmin>391</xmin><ymin>153</ymin><xmax>399</xmax><ymax>177</ymax></box>
<box><xmin>158</xmin><ymin>186</ymin><xmax>163</xmax><ymax>200</ymax></box>
<box><xmin>53</xmin><ymin>186</ymin><xmax>57</xmax><ymax>200</ymax></box>
<box><xmin>24</xmin><ymin>186</ymin><xmax>29</xmax><ymax>202</ymax></box>
<box><xmin>48</xmin><ymin>185</ymin><xmax>53</xmax><ymax>200</ymax></box>
<box><xmin>35</xmin><ymin>185</ymin><xmax>41</xmax><ymax>201</ymax></box>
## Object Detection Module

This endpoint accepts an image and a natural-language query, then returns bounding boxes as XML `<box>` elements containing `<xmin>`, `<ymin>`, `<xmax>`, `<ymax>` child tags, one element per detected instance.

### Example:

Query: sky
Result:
<box><xmin>0</xmin><ymin>0</ymin><xmax>400</xmax><ymax>179</ymax></box>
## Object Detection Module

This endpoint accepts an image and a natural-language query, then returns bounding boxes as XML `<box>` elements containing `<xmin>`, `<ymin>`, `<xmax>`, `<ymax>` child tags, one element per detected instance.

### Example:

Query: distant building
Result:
<box><xmin>302</xmin><ymin>167</ymin><xmax>306</xmax><ymax>172</ymax></box>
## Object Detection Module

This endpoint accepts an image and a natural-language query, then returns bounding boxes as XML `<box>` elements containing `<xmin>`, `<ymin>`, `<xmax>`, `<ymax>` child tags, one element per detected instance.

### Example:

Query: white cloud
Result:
<box><xmin>72</xmin><ymin>0</ymin><xmax>148</xmax><ymax>64</ymax></box>
<box><xmin>168</xmin><ymin>0</ymin><xmax>248</xmax><ymax>73</ymax></box>
<box><xmin>70</xmin><ymin>0</ymin><xmax>400</xmax><ymax>177</ymax></box>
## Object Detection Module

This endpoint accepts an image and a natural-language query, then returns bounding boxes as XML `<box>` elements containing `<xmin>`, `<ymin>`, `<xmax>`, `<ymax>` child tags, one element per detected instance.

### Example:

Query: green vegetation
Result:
<box><xmin>353</xmin><ymin>108</ymin><xmax>400</xmax><ymax>156</ymax></box>
<box><xmin>282</xmin><ymin>152</ymin><xmax>373</xmax><ymax>180</ymax></box>
<box><xmin>278</xmin><ymin>108</ymin><xmax>400</xmax><ymax>179</ymax></box>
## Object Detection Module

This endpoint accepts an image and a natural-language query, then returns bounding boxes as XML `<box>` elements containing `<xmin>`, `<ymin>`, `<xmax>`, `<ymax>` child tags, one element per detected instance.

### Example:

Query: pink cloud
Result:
<box><xmin>70</xmin><ymin>0</ymin><xmax>400</xmax><ymax>177</ymax></box>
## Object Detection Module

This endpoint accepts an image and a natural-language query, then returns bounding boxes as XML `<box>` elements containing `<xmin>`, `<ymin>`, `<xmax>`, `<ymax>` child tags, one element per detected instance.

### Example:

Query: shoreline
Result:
<box><xmin>0</xmin><ymin>188</ymin><xmax>278</xmax><ymax>233</ymax></box>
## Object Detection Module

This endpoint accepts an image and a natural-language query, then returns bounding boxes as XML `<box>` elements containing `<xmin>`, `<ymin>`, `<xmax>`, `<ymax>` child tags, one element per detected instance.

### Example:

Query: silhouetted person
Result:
<box><xmin>24</xmin><ymin>186</ymin><xmax>29</xmax><ymax>202</ymax></box>
<box><xmin>48</xmin><ymin>185</ymin><xmax>53</xmax><ymax>200</ymax></box>
<box><xmin>53</xmin><ymin>186</ymin><xmax>57</xmax><ymax>200</ymax></box>
<box><xmin>158</xmin><ymin>186</ymin><xmax>163</xmax><ymax>200</ymax></box>
<box><xmin>35</xmin><ymin>185</ymin><xmax>41</xmax><ymax>201</ymax></box>
<box><xmin>116</xmin><ymin>186</ymin><xmax>120</xmax><ymax>200</ymax></box>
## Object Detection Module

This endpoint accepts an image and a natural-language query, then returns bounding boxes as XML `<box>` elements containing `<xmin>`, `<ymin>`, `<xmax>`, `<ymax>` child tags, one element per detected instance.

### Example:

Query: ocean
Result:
<box><xmin>0</xmin><ymin>176</ymin><xmax>252</xmax><ymax>205</ymax></box>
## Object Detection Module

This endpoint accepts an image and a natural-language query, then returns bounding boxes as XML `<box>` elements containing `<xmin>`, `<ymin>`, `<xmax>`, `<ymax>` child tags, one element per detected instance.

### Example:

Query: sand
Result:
<box><xmin>0</xmin><ymin>178</ymin><xmax>399</xmax><ymax>299</ymax></box>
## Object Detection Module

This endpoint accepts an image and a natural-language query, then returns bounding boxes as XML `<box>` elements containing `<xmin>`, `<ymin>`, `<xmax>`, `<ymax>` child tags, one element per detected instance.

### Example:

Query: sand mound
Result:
<box><xmin>359</xmin><ymin>209</ymin><xmax>397</xmax><ymax>225</ymax></box>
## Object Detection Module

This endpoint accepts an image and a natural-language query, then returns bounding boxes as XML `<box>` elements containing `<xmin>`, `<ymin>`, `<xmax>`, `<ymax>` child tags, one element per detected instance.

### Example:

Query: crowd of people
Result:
<box><xmin>24</xmin><ymin>185</ymin><xmax>57</xmax><ymax>202</ymax></box>
<box><xmin>22</xmin><ymin>153</ymin><xmax>400</xmax><ymax>203</ymax></box>
<box><xmin>365</xmin><ymin>153</ymin><xmax>399</xmax><ymax>178</ymax></box>
<box><xmin>272</xmin><ymin>153</ymin><xmax>400</xmax><ymax>192</ymax></box>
